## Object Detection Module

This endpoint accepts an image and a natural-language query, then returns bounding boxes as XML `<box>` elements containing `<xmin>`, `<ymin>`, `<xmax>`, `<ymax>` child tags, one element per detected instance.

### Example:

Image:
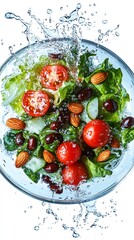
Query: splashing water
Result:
<box><xmin>3</xmin><ymin>3</ymin><xmax>119</xmax><ymax>54</ymax></box>
<box><xmin>22</xmin><ymin>191</ymin><xmax>121</xmax><ymax>238</ymax></box>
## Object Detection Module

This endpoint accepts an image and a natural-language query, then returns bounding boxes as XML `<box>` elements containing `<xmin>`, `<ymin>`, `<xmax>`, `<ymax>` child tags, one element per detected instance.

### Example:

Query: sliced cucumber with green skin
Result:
<box><xmin>87</xmin><ymin>97</ymin><xmax>99</xmax><ymax>119</ymax></box>
<box><xmin>26</xmin><ymin>117</ymin><xmax>46</xmax><ymax>134</ymax></box>
<box><xmin>80</xmin><ymin>100</ymin><xmax>91</xmax><ymax>123</ymax></box>
<box><xmin>25</xmin><ymin>156</ymin><xmax>46</xmax><ymax>173</ymax></box>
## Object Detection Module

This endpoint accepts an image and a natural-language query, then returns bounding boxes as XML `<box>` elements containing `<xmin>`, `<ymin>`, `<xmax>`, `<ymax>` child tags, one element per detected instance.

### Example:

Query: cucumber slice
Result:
<box><xmin>25</xmin><ymin>156</ymin><xmax>45</xmax><ymax>173</ymax></box>
<box><xmin>26</xmin><ymin>117</ymin><xmax>46</xmax><ymax>134</ymax></box>
<box><xmin>80</xmin><ymin>100</ymin><xmax>91</xmax><ymax>123</ymax></box>
<box><xmin>87</xmin><ymin>97</ymin><xmax>98</xmax><ymax>119</ymax></box>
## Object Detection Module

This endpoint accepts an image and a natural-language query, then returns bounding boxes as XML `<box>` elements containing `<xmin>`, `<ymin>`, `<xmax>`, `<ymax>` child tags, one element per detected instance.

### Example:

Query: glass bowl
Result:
<box><xmin>1</xmin><ymin>38</ymin><xmax>134</xmax><ymax>204</ymax></box>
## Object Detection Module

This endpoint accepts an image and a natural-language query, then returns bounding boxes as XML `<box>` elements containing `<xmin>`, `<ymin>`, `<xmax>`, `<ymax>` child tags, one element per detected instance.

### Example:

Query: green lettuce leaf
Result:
<box><xmin>23</xmin><ymin>167</ymin><xmax>40</xmax><ymax>183</ymax></box>
<box><xmin>60</xmin><ymin>124</ymin><xmax>84</xmax><ymax>142</ymax></box>
<box><xmin>53</xmin><ymin>80</ymin><xmax>75</xmax><ymax>105</ymax></box>
<box><xmin>78</xmin><ymin>50</ymin><xmax>96</xmax><ymax>78</ymax></box>
<box><xmin>81</xmin><ymin>156</ymin><xmax>112</xmax><ymax>179</ymax></box>
<box><xmin>99</xmin><ymin>92</ymin><xmax>129</xmax><ymax>122</ymax></box>
<box><xmin>39</xmin><ymin>127</ymin><xmax>61</xmax><ymax>152</ymax></box>
<box><xmin>122</xmin><ymin>126</ymin><xmax>134</xmax><ymax>148</ymax></box>
<box><xmin>85</xmin><ymin>58</ymin><xmax>123</xmax><ymax>95</ymax></box>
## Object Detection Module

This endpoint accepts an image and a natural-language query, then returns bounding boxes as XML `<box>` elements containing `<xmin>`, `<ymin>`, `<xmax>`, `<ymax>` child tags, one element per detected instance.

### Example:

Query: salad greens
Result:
<box><xmin>2</xmin><ymin>47</ymin><xmax>134</xmax><ymax>193</ymax></box>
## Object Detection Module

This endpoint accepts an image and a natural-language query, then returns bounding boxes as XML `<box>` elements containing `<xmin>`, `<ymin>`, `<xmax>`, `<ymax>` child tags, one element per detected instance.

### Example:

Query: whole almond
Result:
<box><xmin>110</xmin><ymin>137</ymin><xmax>120</xmax><ymax>148</ymax></box>
<box><xmin>15</xmin><ymin>151</ymin><xmax>30</xmax><ymax>168</ymax></box>
<box><xmin>6</xmin><ymin>118</ymin><xmax>26</xmax><ymax>130</ymax></box>
<box><xmin>70</xmin><ymin>113</ymin><xmax>80</xmax><ymax>127</ymax></box>
<box><xmin>43</xmin><ymin>150</ymin><xmax>55</xmax><ymax>163</ymax></box>
<box><xmin>67</xmin><ymin>102</ymin><xmax>84</xmax><ymax>114</ymax></box>
<box><xmin>91</xmin><ymin>72</ymin><xmax>108</xmax><ymax>85</ymax></box>
<box><xmin>97</xmin><ymin>149</ymin><xmax>111</xmax><ymax>162</ymax></box>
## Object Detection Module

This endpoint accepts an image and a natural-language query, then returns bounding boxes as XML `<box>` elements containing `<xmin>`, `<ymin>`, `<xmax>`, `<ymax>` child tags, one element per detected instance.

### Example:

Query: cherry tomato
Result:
<box><xmin>40</xmin><ymin>64</ymin><xmax>68</xmax><ymax>91</ymax></box>
<box><xmin>56</xmin><ymin>141</ymin><xmax>82</xmax><ymax>165</ymax></box>
<box><xmin>22</xmin><ymin>90</ymin><xmax>50</xmax><ymax>117</ymax></box>
<box><xmin>62</xmin><ymin>162</ymin><xmax>88</xmax><ymax>186</ymax></box>
<box><xmin>83</xmin><ymin>119</ymin><xmax>111</xmax><ymax>148</ymax></box>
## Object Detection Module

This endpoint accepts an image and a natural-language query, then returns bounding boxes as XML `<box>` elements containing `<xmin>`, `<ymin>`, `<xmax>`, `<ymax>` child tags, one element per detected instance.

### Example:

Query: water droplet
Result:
<box><xmin>78</xmin><ymin>16</ymin><xmax>85</xmax><ymax>24</ymax></box>
<box><xmin>27</xmin><ymin>8</ymin><xmax>31</xmax><ymax>15</ymax></box>
<box><xmin>9</xmin><ymin>46</ymin><xmax>14</xmax><ymax>54</ymax></box>
<box><xmin>102</xmin><ymin>19</ymin><xmax>108</xmax><ymax>24</ymax></box>
<box><xmin>46</xmin><ymin>208</ymin><xmax>53</xmax><ymax>214</ymax></box>
<box><xmin>115</xmin><ymin>31</ymin><xmax>120</xmax><ymax>36</ymax></box>
<box><xmin>76</xmin><ymin>3</ymin><xmax>82</xmax><ymax>10</ymax></box>
<box><xmin>1</xmin><ymin>39</ymin><xmax>4</xmax><ymax>45</ymax></box>
<box><xmin>5</xmin><ymin>12</ymin><xmax>20</xmax><ymax>20</ymax></box>
<box><xmin>62</xmin><ymin>223</ymin><xmax>68</xmax><ymax>230</ymax></box>
<box><xmin>42</xmin><ymin>201</ymin><xmax>46</xmax><ymax>206</ymax></box>
<box><xmin>47</xmin><ymin>9</ymin><xmax>53</xmax><ymax>14</ymax></box>
<box><xmin>72</xmin><ymin>230</ymin><xmax>80</xmax><ymax>238</ymax></box>
<box><xmin>34</xmin><ymin>226</ymin><xmax>40</xmax><ymax>231</ymax></box>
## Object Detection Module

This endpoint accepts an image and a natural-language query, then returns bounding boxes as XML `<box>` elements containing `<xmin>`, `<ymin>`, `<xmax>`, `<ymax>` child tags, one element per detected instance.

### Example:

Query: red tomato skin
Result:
<box><xmin>22</xmin><ymin>90</ymin><xmax>50</xmax><ymax>117</ymax></box>
<box><xmin>40</xmin><ymin>64</ymin><xmax>68</xmax><ymax>91</ymax></box>
<box><xmin>56</xmin><ymin>141</ymin><xmax>82</xmax><ymax>165</ymax></box>
<box><xmin>83</xmin><ymin>119</ymin><xmax>111</xmax><ymax>148</ymax></box>
<box><xmin>62</xmin><ymin>162</ymin><xmax>88</xmax><ymax>186</ymax></box>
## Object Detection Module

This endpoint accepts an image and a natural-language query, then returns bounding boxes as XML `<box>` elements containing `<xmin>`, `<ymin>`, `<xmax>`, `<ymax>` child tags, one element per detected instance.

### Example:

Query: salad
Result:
<box><xmin>2</xmin><ymin>46</ymin><xmax>134</xmax><ymax>194</ymax></box>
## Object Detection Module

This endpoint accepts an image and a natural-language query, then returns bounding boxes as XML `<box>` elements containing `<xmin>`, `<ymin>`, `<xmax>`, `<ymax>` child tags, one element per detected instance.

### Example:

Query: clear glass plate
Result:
<box><xmin>0</xmin><ymin>38</ymin><xmax>134</xmax><ymax>204</ymax></box>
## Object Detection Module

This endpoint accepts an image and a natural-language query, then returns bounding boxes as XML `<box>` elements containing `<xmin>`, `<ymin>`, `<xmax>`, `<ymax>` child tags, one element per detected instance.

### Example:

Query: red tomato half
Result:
<box><xmin>22</xmin><ymin>90</ymin><xmax>50</xmax><ymax>117</ymax></box>
<box><xmin>83</xmin><ymin>119</ymin><xmax>111</xmax><ymax>148</ymax></box>
<box><xmin>56</xmin><ymin>141</ymin><xmax>82</xmax><ymax>165</ymax></box>
<box><xmin>40</xmin><ymin>64</ymin><xmax>68</xmax><ymax>91</ymax></box>
<box><xmin>62</xmin><ymin>162</ymin><xmax>88</xmax><ymax>186</ymax></box>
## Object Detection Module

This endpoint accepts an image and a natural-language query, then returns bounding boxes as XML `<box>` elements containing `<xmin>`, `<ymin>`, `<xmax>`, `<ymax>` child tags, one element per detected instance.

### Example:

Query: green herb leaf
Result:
<box><xmin>81</xmin><ymin>156</ymin><xmax>112</xmax><ymax>179</ymax></box>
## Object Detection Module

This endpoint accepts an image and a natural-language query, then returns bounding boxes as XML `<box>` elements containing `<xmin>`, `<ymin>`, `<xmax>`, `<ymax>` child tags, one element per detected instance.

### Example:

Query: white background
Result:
<box><xmin>0</xmin><ymin>0</ymin><xmax>134</xmax><ymax>239</ymax></box>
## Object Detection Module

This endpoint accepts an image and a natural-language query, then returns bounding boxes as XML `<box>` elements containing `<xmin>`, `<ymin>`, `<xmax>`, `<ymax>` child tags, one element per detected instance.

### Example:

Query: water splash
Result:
<box><xmin>4</xmin><ymin>3</ymin><xmax>120</xmax><ymax>54</ymax></box>
<box><xmin>29</xmin><ymin>192</ymin><xmax>122</xmax><ymax>238</ymax></box>
<box><xmin>5</xmin><ymin>12</ymin><xmax>31</xmax><ymax>43</ymax></box>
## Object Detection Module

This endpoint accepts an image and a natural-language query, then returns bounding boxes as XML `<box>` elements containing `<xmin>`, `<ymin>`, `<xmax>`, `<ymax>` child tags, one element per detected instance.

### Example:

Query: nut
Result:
<box><xmin>43</xmin><ymin>150</ymin><xmax>55</xmax><ymax>163</ymax></box>
<box><xmin>91</xmin><ymin>72</ymin><xmax>108</xmax><ymax>85</ymax></box>
<box><xmin>97</xmin><ymin>149</ymin><xmax>111</xmax><ymax>162</ymax></box>
<box><xmin>6</xmin><ymin>118</ymin><xmax>26</xmax><ymax>130</ymax></box>
<box><xmin>15</xmin><ymin>151</ymin><xmax>30</xmax><ymax>168</ymax></box>
<box><xmin>70</xmin><ymin>113</ymin><xmax>80</xmax><ymax>127</ymax></box>
<box><xmin>67</xmin><ymin>102</ymin><xmax>84</xmax><ymax>114</ymax></box>
<box><xmin>110</xmin><ymin>137</ymin><xmax>120</xmax><ymax>148</ymax></box>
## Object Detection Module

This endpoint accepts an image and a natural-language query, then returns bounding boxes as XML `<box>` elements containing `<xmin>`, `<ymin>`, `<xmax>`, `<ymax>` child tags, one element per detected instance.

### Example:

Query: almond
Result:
<box><xmin>6</xmin><ymin>118</ymin><xmax>26</xmax><ymax>130</ymax></box>
<box><xmin>97</xmin><ymin>149</ymin><xmax>111</xmax><ymax>162</ymax></box>
<box><xmin>70</xmin><ymin>113</ymin><xmax>80</xmax><ymax>127</ymax></box>
<box><xmin>91</xmin><ymin>72</ymin><xmax>108</xmax><ymax>85</ymax></box>
<box><xmin>110</xmin><ymin>137</ymin><xmax>120</xmax><ymax>148</ymax></box>
<box><xmin>67</xmin><ymin>102</ymin><xmax>84</xmax><ymax>114</ymax></box>
<box><xmin>15</xmin><ymin>151</ymin><xmax>30</xmax><ymax>168</ymax></box>
<box><xmin>43</xmin><ymin>150</ymin><xmax>55</xmax><ymax>163</ymax></box>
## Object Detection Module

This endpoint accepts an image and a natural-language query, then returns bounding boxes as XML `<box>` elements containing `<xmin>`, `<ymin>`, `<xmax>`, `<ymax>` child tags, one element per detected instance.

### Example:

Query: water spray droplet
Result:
<box><xmin>102</xmin><ymin>19</ymin><xmax>108</xmax><ymax>24</ymax></box>
<box><xmin>9</xmin><ymin>46</ymin><xmax>14</xmax><ymax>54</ymax></box>
<box><xmin>34</xmin><ymin>226</ymin><xmax>40</xmax><ymax>231</ymax></box>
<box><xmin>1</xmin><ymin>39</ymin><xmax>4</xmax><ymax>45</ymax></box>
<box><xmin>72</xmin><ymin>230</ymin><xmax>80</xmax><ymax>238</ymax></box>
<box><xmin>78</xmin><ymin>16</ymin><xmax>85</xmax><ymax>24</ymax></box>
<box><xmin>115</xmin><ymin>31</ymin><xmax>120</xmax><ymax>36</ymax></box>
<box><xmin>76</xmin><ymin>3</ymin><xmax>82</xmax><ymax>10</ymax></box>
<box><xmin>47</xmin><ymin>9</ymin><xmax>53</xmax><ymax>23</ymax></box>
